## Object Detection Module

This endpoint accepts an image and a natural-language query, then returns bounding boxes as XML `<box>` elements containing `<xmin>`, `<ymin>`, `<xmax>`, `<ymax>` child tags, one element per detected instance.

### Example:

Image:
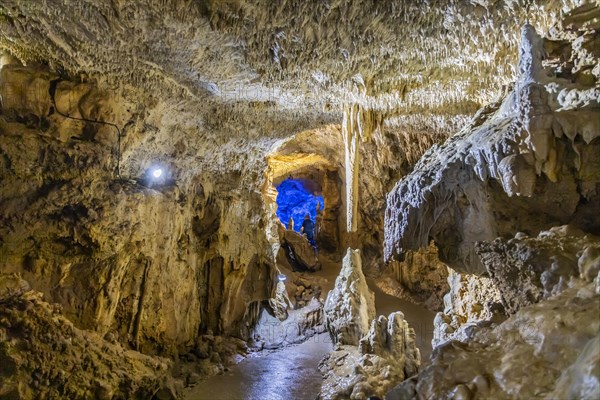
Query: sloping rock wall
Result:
<box><xmin>0</xmin><ymin>67</ymin><xmax>279</xmax><ymax>356</ymax></box>
<box><xmin>279</xmin><ymin>229</ymin><xmax>321</xmax><ymax>272</ymax></box>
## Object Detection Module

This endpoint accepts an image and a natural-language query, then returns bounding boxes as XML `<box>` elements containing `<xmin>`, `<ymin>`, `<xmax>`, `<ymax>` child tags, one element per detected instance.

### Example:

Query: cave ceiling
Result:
<box><xmin>0</xmin><ymin>0</ymin><xmax>591</xmax><ymax>145</ymax></box>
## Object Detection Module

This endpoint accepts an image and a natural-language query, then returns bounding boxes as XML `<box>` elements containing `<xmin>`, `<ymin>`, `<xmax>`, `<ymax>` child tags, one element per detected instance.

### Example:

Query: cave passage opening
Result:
<box><xmin>275</xmin><ymin>178</ymin><xmax>324</xmax><ymax>232</ymax></box>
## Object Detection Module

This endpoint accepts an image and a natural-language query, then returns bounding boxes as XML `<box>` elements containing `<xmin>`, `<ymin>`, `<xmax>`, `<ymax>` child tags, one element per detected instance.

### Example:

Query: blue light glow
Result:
<box><xmin>275</xmin><ymin>178</ymin><xmax>324</xmax><ymax>232</ymax></box>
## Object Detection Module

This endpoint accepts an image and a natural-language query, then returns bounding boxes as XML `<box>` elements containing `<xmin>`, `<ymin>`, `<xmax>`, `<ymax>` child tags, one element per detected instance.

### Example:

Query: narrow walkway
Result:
<box><xmin>184</xmin><ymin>333</ymin><xmax>332</xmax><ymax>400</ymax></box>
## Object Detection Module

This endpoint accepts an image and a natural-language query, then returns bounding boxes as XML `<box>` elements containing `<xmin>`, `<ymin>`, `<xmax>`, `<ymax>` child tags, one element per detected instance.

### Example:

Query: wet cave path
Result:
<box><xmin>184</xmin><ymin>332</ymin><xmax>332</xmax><ymax>400</ymax></box>
<box><xmin>185</xmin><ymin>255</ymin><xmax>435</xmax><ymax>400</ymax></box>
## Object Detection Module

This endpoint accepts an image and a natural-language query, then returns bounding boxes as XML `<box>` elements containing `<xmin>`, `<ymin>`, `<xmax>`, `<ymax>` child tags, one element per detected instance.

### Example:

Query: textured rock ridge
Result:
<box><xmin>432</xmin><ymin>269</ymin><xmax>504</xmax><ymax>348</ymax></box>
<box><xmin>389</xmin><ymin>281</ymin><xmax>600</xmax><ymax>400</ymax></box>
<box><xmin>323</xmin><ymin>248</ymin><xmax>376</xmax><ymax>345</ymax></box>
<box><xmin>476</xmin><ymin>225</ymin><xmax>600</xmax><ymax>314</ymax></box>
<box><xmin>384</xmin><ymin>10</ymin><xmax>600</xmax><ymax>398</ymax></box>
<box><xmin>358</xmin><ymin>312</ymin><xmax>420</xmax><ymax>379</ymax></box>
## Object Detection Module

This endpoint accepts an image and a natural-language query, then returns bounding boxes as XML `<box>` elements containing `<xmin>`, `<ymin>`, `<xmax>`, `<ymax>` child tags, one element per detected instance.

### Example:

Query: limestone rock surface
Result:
<box><xmin>280</xmin><ymin>229</ymin><xmax>321</xmax><ymax>272</ymax></box>
<box><xmin>324</xmin><ymin>248</ymin><xmax>376</xmax><ymax>346</ymax></box>
<box><xmin>0</xmin><ymin>273</ymin><xmax>30</xmax><ymax>303</ymax></box>
<box><xmin>0</xmin><ymin>0</ymin><xmax>580</xmax><ymax>136</ymax></box>
<box><xmin>384</xmin><ymin>18</ymin><xmax>600</xmax><ymax>273</ymax></box>
<box><xmin>476</xmin><ymin>225</ymin><xmax>600</xmax><ymax>314</ymax></box>
<box><xmin>432</xmin><ymin>269</ymin><xmax>504</xmax><ymax>348</ymax></box>
<box><xmin>390</xmin><ymin>281</ymin><xmax>600</xmax><ymax>400</ymax></box>
<box><xmin>0</xmin><ymin>67</ymin><xmax>283</xmax><ymax>357</ymax></box>
<box><xmin>381</xmin><ymin>242</ymin><xmax>450</xmax><ymax>311</ymax></box>
<box><xmin>252</xmin><ymin>297</ymin><xmax>325</xmax><ymax>350</ymax></box>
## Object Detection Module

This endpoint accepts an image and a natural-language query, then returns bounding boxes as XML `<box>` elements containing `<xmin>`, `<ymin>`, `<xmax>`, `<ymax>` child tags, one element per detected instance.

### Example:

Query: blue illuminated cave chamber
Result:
<box><xmin>276</xmin><ymin>178</ymin><xmax>324</xmax><ymax>232</ymax></box>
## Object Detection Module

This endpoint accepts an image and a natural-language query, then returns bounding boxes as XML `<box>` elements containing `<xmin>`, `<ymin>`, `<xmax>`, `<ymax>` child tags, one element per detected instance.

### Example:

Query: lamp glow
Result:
<box><xmin>152</xmin><ymin>168</ymin><xmax>163</xmax><ymax>179</ymax></box>
<box><xmin>277</xmin><ymin>274</ymin><xmax>287</xmax><ymax>282</ymax></box>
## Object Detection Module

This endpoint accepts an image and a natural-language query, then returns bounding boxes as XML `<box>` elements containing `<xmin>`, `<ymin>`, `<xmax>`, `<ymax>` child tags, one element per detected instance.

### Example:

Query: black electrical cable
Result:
<box><xmin>48</xmin><ymin>79</ymin><xmax>122</xmax><ymax>178</ymax></box>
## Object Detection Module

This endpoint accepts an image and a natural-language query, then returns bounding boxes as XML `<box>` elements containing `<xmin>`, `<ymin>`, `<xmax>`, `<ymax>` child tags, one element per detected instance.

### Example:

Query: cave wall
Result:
<box><xmin>383</xmin><ymin>8</ymin><xmax>600</xmax><ymax>398</ymax></box>
<box><xmin>0</xmin><ymin>66</ymin><xmax>281</xmax><ymax>355</ymax></box>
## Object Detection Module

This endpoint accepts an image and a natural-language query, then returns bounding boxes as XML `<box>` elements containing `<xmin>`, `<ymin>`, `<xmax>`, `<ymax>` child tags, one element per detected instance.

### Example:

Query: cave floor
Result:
<box><xmin>185</xmin><ymin>253</ymin><xmax>436</xmax><ymax>399</ymax></box>
<box><xmin>184</xmin><ymin>332</ymin><xmax>332</xmax><ymax>400</ymax></box>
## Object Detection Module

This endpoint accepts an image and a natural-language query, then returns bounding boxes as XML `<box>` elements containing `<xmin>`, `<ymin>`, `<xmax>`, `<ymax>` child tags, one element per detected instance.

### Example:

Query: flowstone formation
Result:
<box><xmin>432</xmin><ymin>269</ymin><xmax>504</xmax><ymax>348</ymax></box>
<box><xmin>384</xmin><ymin>7</ymin><xmax>600</xmax><ymax>399</ymax></box>
<box><xmin>378</xmin><ymin>242</ymin><xmax>450</xmax><ymax>311</ymax></box>
<box><xmin>319</xmin><ymin>312</ymin><xmax>420</xmax><ymax>400</ymax></box>
<box><xmin>385</xmin><ymin>15</ymin><xmax>600</xmax><ymax>274</ymax></box>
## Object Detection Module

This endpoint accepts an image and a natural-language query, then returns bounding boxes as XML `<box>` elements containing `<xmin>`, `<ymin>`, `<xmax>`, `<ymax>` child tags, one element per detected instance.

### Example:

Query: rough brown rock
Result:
<box><xmin>0</xmin><ymin>275</ymin><xmax>176</xmax><ymax>400</ymax></box>
<box><xmin>0</xmin><ymin>2</ymin><xmax>597</xmax><ymax>399</ymax></box>
<box><xmin>0</xmin><ymin>273</ymin><xmax>30</xmax><ymax>303</ymax></box>
<box><xmin>280</xmin><ymin>229</ymin><xmax>321</xmax><ymax>272</ymax></box>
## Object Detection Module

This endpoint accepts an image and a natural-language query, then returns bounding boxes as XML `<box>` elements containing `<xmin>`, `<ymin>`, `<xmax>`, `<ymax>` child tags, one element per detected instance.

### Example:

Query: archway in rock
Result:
<box><xmin>265</xmin><ymin>153</ymin><xmax>343</xmax><ymax>256</ymax></box>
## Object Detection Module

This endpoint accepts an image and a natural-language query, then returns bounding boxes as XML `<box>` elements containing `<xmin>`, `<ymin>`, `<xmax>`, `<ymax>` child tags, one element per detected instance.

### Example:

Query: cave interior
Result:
<box><xmin>0</xmin><ymin>1</ymin><xmax>599</xmax><ymax>400</ymax></box>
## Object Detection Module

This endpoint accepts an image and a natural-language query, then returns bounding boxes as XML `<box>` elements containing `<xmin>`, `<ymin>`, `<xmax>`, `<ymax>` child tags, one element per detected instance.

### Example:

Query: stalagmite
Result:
<box><xmin>323</xmin><ymin>248</ymin><xmax>375</xmax><ymax>345</ymax></box>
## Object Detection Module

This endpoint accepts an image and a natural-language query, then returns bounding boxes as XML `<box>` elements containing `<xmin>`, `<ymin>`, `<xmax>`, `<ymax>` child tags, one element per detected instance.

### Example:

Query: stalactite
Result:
<box><xmin>341</xmin><ymin>96</ymin><xmax>381</xmax><ymax>233</ymax></box>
